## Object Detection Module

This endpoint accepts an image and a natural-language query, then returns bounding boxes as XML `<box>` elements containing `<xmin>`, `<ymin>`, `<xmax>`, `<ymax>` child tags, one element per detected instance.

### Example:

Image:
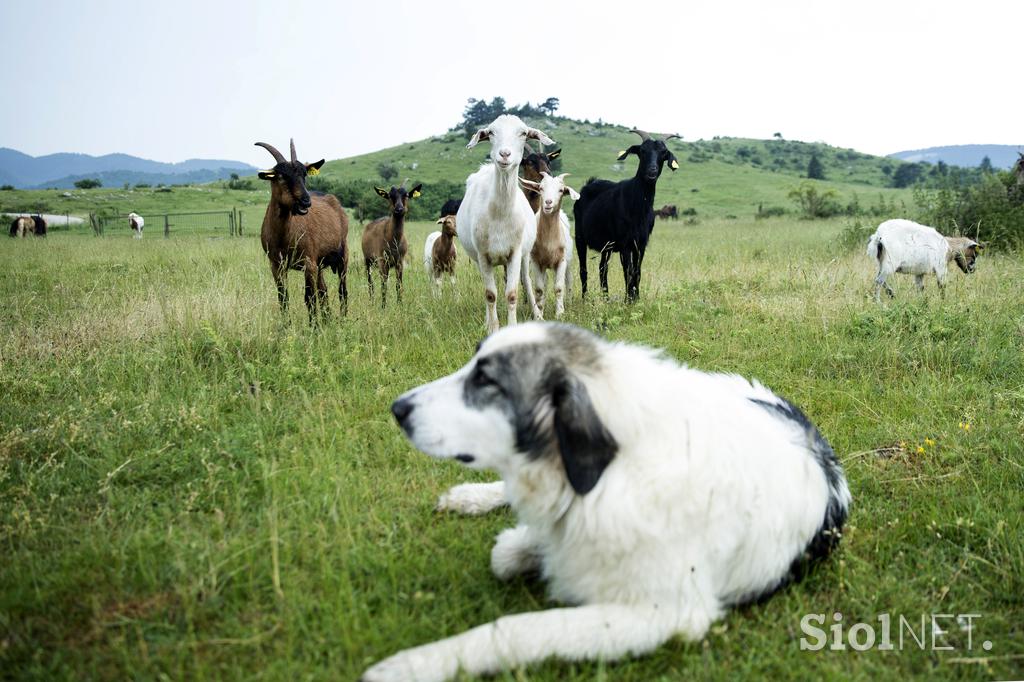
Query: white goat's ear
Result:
<box><xmin>564</xmin><ymin>185</ymin><xmax>580</xmax><ymax>201</ymax></box>
<box><xmin>467</xmin><ymin>128</ymin><xmax>491</xmax><ymax>149</ymax></box>
<box><xmin>435</xmin><ymin>217</ymin><xmax>445</xmax><ymax>224</ymax></box>
<box><xmin>526</xmin><ymin>128</ymin><xmax>555</xmax><ymax>146</ymax></box>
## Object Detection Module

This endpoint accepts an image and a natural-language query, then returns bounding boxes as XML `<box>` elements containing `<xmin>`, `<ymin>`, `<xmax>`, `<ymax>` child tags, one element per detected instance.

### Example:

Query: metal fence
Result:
<box><xmin>92</xmin><ymin>208</ymin><xmax>245</xmax><ymax>237</ymax></box>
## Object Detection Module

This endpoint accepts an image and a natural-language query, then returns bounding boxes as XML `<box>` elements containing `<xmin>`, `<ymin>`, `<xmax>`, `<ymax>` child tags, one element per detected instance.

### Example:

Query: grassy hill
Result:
<box><xmin>1</xmin><ymin>116</ymin><xmax>920</xmax><ymax>227</ymax></box>
<box><xmin>318</xmin><ymin>117</ymin><xmax>914</xmax><ymax>219</ymax></box>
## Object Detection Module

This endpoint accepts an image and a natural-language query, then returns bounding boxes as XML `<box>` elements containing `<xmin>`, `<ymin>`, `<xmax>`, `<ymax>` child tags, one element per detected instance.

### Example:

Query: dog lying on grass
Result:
<box><xmin>365</xmin><ymin>322</ymin><xmax>851</xmax><ymax>682</ymax></box>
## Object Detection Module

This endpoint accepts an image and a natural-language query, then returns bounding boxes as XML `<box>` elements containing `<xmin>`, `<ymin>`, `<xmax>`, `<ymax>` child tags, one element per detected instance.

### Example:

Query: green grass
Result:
<box><xmin>1</xmin><ymin>219</ymin><xmax>1022</xmax><ymax>681</ymax></box>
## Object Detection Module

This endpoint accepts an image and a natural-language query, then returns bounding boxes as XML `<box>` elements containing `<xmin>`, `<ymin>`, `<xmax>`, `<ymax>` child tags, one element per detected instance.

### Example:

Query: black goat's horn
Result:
<box><xmin>255</xmin><ymin>142</ymin><xmax>286</xmax><ymax>164</ymax></box>
<box><xmin>661</xmin><ymin>133</ymin><xmax>681</xmax><ymax>142</ymax></box>
<box><xmin>629</xmin><ymin>128</ymin><xmax>651</xmax><ymax>141</ymax></box>
<box><xmin>290</xmin><ymin>138</ymin><xmax>297</xmax><ymax>163</ymax></box>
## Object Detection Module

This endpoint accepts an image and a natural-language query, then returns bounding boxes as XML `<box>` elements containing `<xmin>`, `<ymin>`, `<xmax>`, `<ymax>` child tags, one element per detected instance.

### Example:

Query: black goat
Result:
<box><xmin>573</xmin><ymin>128</ymin><xmax>678</xmax><ymax>302</ymax></box>
<box><xmin>439</xmin><ymin>198</ymin><xmax>462</xmax><ymax>217</ymax></box>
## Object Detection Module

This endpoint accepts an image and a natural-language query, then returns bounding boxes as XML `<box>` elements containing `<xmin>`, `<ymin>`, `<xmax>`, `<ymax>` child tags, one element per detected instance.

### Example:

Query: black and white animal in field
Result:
<box><xmin>366</xmin><ymin>322</ymin><xmax>851</xmax><ymax>682</ymax></box>
<box><xmin>573</xmin><ymin>128</ymin><xmax>679</xmax><ymax>302</ymax></box>
<box><xmin>128</xmin><ymin>212</ymin><xmax>144</xmax><ymax>239</ymax></box>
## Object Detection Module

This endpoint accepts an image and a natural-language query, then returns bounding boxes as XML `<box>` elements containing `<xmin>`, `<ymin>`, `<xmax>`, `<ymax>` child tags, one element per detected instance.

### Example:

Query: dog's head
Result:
<box><xmin>391</xmin><ymin>323</ymin><xmax>618</xmax><ymax>495</ymax></box>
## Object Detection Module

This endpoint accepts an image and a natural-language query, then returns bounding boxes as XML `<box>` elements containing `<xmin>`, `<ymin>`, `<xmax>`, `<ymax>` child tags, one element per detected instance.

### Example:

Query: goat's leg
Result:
<box><xmin>338</xmin><ymin>250</ymin><xmax>349</xmax><ymax>316</ymax></box>
<box><xmin>554</xmin><ymin>257</ymin><xmax>568</xmax><ymax>319</ymax></box>
<box><xmin>623</xmin><ymin>244</ymin><xmax>642</xmax><ymax>303</ymax></box>
<box><xmin>479</xmin><ymin>262</ymin><xmax>500</xmax><ymax>334</ymax></box>
<box><xmin>365</xmin><ymin>258</ymin><xmax>375</xmax><ymax>297</ymax></box>
<box><xmin>519</xmin><ymin>252</ymin><xmax>541</xmax><ymax>320</ymax></box>
<box><xmin>935</xmin><ymin>269</ymin><xmax>947</xmax><ymax>298</ymax></box>
<box><xmin>395</xmin><ymin>259</ymin><xmax>404</xmax><ymax>304</ymax></box>
<box><xmin>316</xmin><ymin>268</ymin><xmax>329</xmax><ymax>321</ymax></box>
<box><xmin>598</xmin><ymin>247</ymin><xmax>613</xmax><ymax>299</ymax></box>
<box><xmin>271</xmin><ymin>260</ymin><xmax>288</xmax><ymax>312</ymax></box>
<box><xmin>303</xmin><ymin>261</ymin><xmax>320</xmax><ymax>325</ymax></box>
<box><xmin>504</xmin><ymin>254</ymin><xmax>522</xmax><ymax>327</ymax></box>
<box><xmin>914</xmin><ymin>274</ymin><xmax>925</xmax><ymax>292</ymax></box>
<box><xmin>379</xmin><ymin>259</ymin><xmax>390</xmax><ymax>309</ymax></box>
<box><xmin>576</xmin><ymin>237</ymin><xmax>589</xmax><ymax>298</ymax></box>
<box><xmin>530</xmin><ymin>261</ymin><xmax>546</xmax><ymax>320</ymax></box>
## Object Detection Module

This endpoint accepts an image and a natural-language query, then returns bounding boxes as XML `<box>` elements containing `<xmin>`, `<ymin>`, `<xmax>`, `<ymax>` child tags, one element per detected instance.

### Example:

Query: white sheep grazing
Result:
<box><xmin>128</xmin><ymin>212</ymin><xmax>145</xmax><ymax>239</ymax></box>
<box><xmin>456</xmin><ymin>114</ymin><xmax>554</xmax><ymax>334</ymax></box>
<box><xmin>867</xmin><ymin>219</ymin><xmax>982</xmax><ymax>301</ymax></box>
<box><xmin>519</xmin><ymin>172</ymin><xmax>578</xmax><ymax>319</ymax></box>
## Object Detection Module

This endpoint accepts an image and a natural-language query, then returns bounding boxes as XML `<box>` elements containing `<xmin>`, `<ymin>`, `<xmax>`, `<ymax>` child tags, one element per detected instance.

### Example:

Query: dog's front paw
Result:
<box><xmin>491</xmin><ymin>525</ymin><xmax>541</xmax><ymax>581</ymax></box>
<box><xmin>436</xmin><ymin>482</ymin><xmax>506</xmax><ymax>515</ymax></box>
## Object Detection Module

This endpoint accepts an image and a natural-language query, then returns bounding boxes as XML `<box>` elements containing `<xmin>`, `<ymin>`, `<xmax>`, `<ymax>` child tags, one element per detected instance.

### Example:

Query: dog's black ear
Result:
<box><xmin>552</xmin><ymin>371</ymin><xmax>617</xmax><ymax>495</ymax></box>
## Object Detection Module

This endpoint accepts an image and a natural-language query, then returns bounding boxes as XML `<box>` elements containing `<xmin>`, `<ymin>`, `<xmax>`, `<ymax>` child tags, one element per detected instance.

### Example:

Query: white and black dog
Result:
<box><xmin>364</xmin><ymin>322</ymin><xmax>850</xmax><ymax>682</ymax></box>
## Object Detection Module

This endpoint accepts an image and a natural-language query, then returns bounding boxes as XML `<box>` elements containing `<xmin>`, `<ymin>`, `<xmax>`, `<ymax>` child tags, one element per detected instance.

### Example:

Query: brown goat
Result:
<box><xmin>520</xmin><ymin>145</ymin><xmax>561</xmax><ymax>214</ymax></box>
<box><xmin>256</xmin><ymin>139</ymin><xmax>349</xmax><ymax>322</ymax></box>
<box><xmin>424</xmin><ymin>215</ymin><xmax>458</xmax><ymax>290</ymax></box>
<box><xmin>9</xmin><ymin>216</ymin><xmax>34</xmax><ymax>238</ymax></box>
<box><xmin>361</xmin><ymin>181</ymin><xmax>422</xmax><ymax>307</ymax></box>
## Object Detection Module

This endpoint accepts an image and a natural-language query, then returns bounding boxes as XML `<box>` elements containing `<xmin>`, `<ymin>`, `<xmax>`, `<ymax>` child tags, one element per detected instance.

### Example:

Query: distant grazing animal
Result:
<box><xmin>456</xmin><ymin>114</ymin><xmax>553</xmax><ymax>333</ymax></box>
<box><xmin>424</xmin><ymin>214</ymin><xmax>458</xmax><ymax>291</ymax></box>
<box><xmin>256</xmin><ymin>138</ymin><xmax>349</xmax><ymax>322</ymax></box>
<box><xmin>439</xmin><ymin>199</ymin><xmax>462</xmax><ymax>218</ymax></box>
<box><xmin>368</xmin><ymin>322</ymin><xmax>851</xmax><ymax>682</ymax></box>
<box><xmin>31</xmin><ymin>215</ymin><xmax>46</xmax><ymax>236</ymax></box>
<box><xmin>573</xmin><ymin>128</ymin><xmax>679</xmax><ymax>302</ymax></box>
<box><xmin>128</xmin><ymin>212</ymin><xmax>144</xmax><ymax>239</ymax></box>
<box><xmin>867</xmin><ymin>219</ymin><xmax>982</xmax><ymax>301</ymax></box>
<box><xmin>520</xmin><ymin>172</ymin><xmax>578</xmax><ymax>319</ymax></box>
<box><xmin>362</xmin><ymin>180</ymin><xmax>422</xmax><ymax>307</ymax></box>
<box><xmin>520</xmin><ymin>143</ymin><xmax>562</xmax><ymax>214</ymax></box>
<box><xmin>9</xmin><ymin>216</ymin><xmax>36</xmax><ymax>238</ymax></box>
<box><xmin>655</xmin><ymin>204</ymin><xmax>678</xmax><ymax>220</ymax></box>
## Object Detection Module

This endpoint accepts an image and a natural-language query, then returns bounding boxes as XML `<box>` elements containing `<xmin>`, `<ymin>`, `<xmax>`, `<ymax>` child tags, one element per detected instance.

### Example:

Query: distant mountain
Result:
<box><xmin>889</xmin><ymin>144</ymin><xmax>1022</xmax><ymax>169</ymax></box>
<box><xmin>0</xmin><ymin>147</ymin><xmax>257</xmax><ymax>188</ymax></box>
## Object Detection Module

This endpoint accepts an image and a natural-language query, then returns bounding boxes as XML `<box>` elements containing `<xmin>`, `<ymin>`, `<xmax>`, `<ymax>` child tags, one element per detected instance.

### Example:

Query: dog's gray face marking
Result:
<box><xmin>393</xmin><ymin>324</ymin><xmax>617</xmax><ymax>494</ymax></box>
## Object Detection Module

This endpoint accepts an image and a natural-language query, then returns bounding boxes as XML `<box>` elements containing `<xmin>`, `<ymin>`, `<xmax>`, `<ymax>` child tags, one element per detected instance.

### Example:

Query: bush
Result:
<box><xmin>134</xmin><ymin>183</ymin><xmax>151</xmax><ymax>189</ymax></box>
<box><xmin>838</xmin><ymin>219</ymin><xmax>875</xmax><ymax>252</ymax></box>
<box><xmin>0</xmin><ymin>185</ymin><xmax>14</xmax><ymax>191</ymax></box>
<box><xmin>74</xmin><ymin>179</ymin><xmax>102</xmax><ymax>189</ymax></box>
<box><xmin>755</xmin><ymin>204</ymin><xmax>787</xmax><ymax>219</ymax></box>
<box><xmin>377</xmin><ymin>163</ymin><xmax>398</xmax><ymax>182</ymax></box>
<box><xmin>787</xmin><ymin>182</ymin><xmax>841</xmax><ymax>219</ymax></box>
<box><xmin>914</xmin><ymin>173</ymin><xmax>1024</xmax><ymax>249</ymax></box>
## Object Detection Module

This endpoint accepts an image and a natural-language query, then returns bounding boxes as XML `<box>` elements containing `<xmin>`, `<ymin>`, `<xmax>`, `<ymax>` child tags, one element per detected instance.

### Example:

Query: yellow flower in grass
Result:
<box><xmin>958</xmin><ymin>421</ymin><xmax>972</xmax><ymax>432</ymax></box>
<box><xmin>916</xmin><ymin>446</ymin><xmax>926</xmax><ymax>454</ymax></box>
<box><xmin>924</xmin><ymin>438</ymin><xmax>936</xmax><ymax>448</ymax></box>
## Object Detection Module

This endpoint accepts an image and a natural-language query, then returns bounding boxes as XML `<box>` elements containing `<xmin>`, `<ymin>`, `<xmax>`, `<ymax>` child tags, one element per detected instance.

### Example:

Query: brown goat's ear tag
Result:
<box><xmin>411</xmin><ymin>190</ymin><xmax>421</xmax><ymax>198</ymax></box>
<box><xmin>307</xmin><ymin>167</ymin><xmax>320</xmax><ymax>176</ymax></box>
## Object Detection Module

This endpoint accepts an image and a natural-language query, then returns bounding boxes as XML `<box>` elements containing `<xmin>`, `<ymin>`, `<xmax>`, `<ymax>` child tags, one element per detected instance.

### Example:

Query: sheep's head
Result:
<box><xmin>436</xmin><ymin>214</ymin><xmax>457</xmax><ymax>237</ymax></box>
<box><xmin>467</xmin><ymin>114</ymin><xmax>554</xmax><ymax>172</ymax></box>
<box><xmin>520</xmin><ymin>172</ymin><xmax>579</xmax><ymax>215</ymax></box>
<box><xmin>617</xmin><ymin>128</ymin><xmax>680</xmax><ymax>181</ymax></box>
<box><xmin>375</xmin><ymin>180</ymin><xmax>422</xmax><ymax>218</ymax></box>
<box><xmin>255</xmin><ymin>139</ymin><xmax>325</xmax><ymax>216</ymax></box>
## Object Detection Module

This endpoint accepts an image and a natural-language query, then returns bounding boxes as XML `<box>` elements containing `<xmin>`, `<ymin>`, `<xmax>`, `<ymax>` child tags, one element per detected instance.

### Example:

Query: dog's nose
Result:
<box><xmin>391</xmin><ymin>397</ymin><xmax>413</xmax><ymax>425</ymax></box>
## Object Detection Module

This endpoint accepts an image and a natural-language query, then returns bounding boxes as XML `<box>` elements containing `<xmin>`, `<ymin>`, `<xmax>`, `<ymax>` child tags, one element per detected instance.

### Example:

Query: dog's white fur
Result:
<box><xmin>365</xmin><ymin>323</ymin><xmax>850</xmax><ymax>682</ymax></box>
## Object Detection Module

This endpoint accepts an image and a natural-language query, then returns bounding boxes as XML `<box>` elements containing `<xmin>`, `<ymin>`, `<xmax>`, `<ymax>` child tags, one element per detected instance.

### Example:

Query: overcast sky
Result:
<box><xmin>2</xmin><ymin>0</ymin><xmax>1020</xmax><ymax>166</ymax></box>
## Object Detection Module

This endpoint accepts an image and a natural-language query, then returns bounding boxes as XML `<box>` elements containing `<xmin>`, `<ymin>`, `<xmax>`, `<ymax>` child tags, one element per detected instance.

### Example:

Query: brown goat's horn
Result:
<box><xmin>629</xmin><ymin>128</ymin><xmax>651</xmax><ymax>142</ymax></box>
<box><xmin>400</xmin><ymin>178</ymin><xmax>409</xmax><ymax>189</ymax></box>
<box><xmin>660</xmin><ymin>133</ymin><xmax>681</xmax><ymax>142</ymax></box>
<box><xmin>289</xmin><ymin>138</ymin><xmax>297</xmax><ymax>163</ymax></box>
<box><xmin>524</xmin><ymin>141</ymin><xmax>537</xmax><ymax>155</ymax></box>
<box><xmin>255</xmin><ymin>142</ymin><xmax>286</xmax><ymax>164</ymax></box>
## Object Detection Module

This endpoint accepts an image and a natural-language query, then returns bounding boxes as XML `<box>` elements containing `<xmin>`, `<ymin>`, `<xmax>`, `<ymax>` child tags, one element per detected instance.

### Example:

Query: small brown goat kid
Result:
<box><xmin>424</xmin><ymin>214</ymin><xmax>458</xmax><ymax>291</ymax></box>
<box><xmin>362</xmin><ymin>181</ymin><xmax>422</xmax><ymax>307</ymax></box>
<box><xmin>256</xmin><ymin>139</ymin><xmax>349</xmax><ymax>322</ymax></box>
<box><xmin>520</xmin><ymin>144</ymin><xmax>561</xmax><ymax>214</ymax></box>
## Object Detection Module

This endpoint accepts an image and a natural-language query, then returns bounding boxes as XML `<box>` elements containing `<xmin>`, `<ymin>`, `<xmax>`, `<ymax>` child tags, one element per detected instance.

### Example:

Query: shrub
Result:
<box><xmin>0</xmin><ymin>185</ymin><xmax>14</xmax><ymax>191</ymax></box>
<box><xmin>787</xmin><ymin>181</ymin><xmax>841</xmax><ymax>219</ymax></box>
<box><xmin>838</xmin><ymin>219</ymin><xmax>875</xmax><ymax>251</ymax></box>
<box><xmin>755</xmin><ymin>204</ymin><xmax>787</xmax><ymax>219</ymax></box>
<box><xmin>74</xmin><ymin>179</ymin><xmax>102</xmax><ymax>189</ymax></box>
<box><xmin>914</xmin><ymin>173</ymin><xmax>1024</xmax><ymax>249</ymax></box>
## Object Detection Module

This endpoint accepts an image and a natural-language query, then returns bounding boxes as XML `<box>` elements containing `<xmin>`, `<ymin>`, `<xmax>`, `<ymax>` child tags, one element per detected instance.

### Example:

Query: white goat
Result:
<box><xmin>866</xmin><ymin>219</ymin><xmax>982</xmax><ymax>301</ymax></box>
<box><xmin>128</xmin><ymin>212</ymin><xmax>144</xmax><ymax>239</ymax></box>
<box><xmin>456</xmin><ymin>115</ymin><xmax>553</xmax><ymax>334</ymax></box>
<box><xmin>520</xmin><ymin>172</ymin><xmax>578</xmax><ymax>319</ymax></box>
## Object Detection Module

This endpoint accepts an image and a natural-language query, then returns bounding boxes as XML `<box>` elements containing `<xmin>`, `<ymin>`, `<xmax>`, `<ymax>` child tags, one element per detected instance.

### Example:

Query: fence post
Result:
<box><xmin>238</xmin><ymin>212</ymin><xmax>243</xmax><ymax>236</ymax></box>
<box><xmin>164</xmin><ymin>214</ymin><xmax>169</xmax><ymax>238</ymax></box>
<box><xmin>229</xmin><ymin>209</ymin><xmax>235</xmax><ymax>236</ymax></box>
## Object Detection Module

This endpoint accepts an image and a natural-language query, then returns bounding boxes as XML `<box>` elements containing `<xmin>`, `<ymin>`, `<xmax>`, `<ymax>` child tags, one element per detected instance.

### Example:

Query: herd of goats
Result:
<box><xmin>8</xmin><ymin>113</ymin><xmax>988</xmax><ymax>321</ymax></box>
<box><xmin>254</xmin><ymin>114</ymin><xmax>687</xmax><ymax>330</ymax></box>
